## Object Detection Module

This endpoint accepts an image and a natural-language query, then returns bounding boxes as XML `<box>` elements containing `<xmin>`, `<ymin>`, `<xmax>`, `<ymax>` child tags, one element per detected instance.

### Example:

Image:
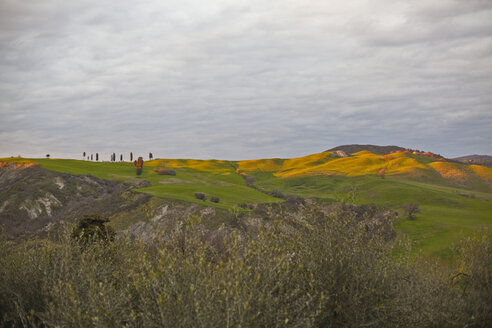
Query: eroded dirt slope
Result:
<box><xmin>0</xmin><ymin>162</ymin><xmax>151</xmax><ymax>235</ymax></box>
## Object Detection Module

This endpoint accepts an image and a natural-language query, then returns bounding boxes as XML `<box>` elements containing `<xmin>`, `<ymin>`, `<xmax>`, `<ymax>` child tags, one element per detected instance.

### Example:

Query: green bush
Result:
<box><xmin>71</xmin><ymin>214</ymin><xmax>115</xmax><ymax>246</ymax></box>
<box><xmin>194</xmin><ymin>192</ymin><xmax>206</xmax><ymax>201</ymax></box>
<box><xmin>0</xmin><ymin>211</ymin><xmax>490</xmax><ymax>327</ymax></box>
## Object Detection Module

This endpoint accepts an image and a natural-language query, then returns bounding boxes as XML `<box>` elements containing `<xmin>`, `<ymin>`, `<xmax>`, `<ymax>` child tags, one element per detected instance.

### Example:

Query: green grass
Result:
<box><xmin>136</xmin><ymin>167</ymin><xmax>279</xmax><ymax>210</ymax></box>
<box><xmin>1</xmin><ymin>158</ymin><xmax>281</xmax><ymax>210</ymax></box>
<box><xmin>246</xmin><ymin>172</ymin><xmax>492</xmax><ymax>257</ymax></box>
<box><xmin>3</xmin><ymin>156</ymin><xmax>491</xmax><ymax>257</ymax></box>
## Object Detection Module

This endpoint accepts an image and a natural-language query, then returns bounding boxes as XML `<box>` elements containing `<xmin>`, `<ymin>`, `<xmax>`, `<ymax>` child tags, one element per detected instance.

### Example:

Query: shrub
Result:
<box><xmin>269</xmin><ymin>189</ymin><xmax>286</xmax><ymax>199</ymax></box>
<box><xmin>71</xmin><ymin>214</ymin><xmax>115</xmax><ymax>246</ymax></box>
<box><xmin>194</xmin><ymin>192</ymin><xmax>206</xmax><ymax>201</ymax></box>
<box><xmin>402</xmin><ymin>202</ymin><xmax>420</xmax><ymax>219</ymax></box>
<box><xmin>449</xmin><ymin>228</ymin><xmax>492</xmax><ymax>327</ymax></box>
<box><xmin>245</xmin><ymin>176</ymin><xmax>255</xmax><ymax>187</ymax></box>
<box><xmin>210</xmin><ymin>196</ymin><xmax>220</xmax><ymax>203</ymax></box>
<box><xmin>1</xmin><ymin>210</ymin><xmax>490</xmax><ymax>327</ymax></box>
<box><xmin>286</xmin><ymin>195</ymin><xmax>305</xmax><ymax>205</ymax></box>
<box><xmin>153</xmin><ymin>168</ymin><xmax>176</xmax><ymax>176</ymax></box>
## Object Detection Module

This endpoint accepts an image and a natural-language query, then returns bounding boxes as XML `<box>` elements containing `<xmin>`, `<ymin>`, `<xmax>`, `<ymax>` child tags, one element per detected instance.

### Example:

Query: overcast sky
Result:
<box><xmin>1</xmin><ymin>0</ymin><xmax>491</xmax><ymax>160</ymax></box>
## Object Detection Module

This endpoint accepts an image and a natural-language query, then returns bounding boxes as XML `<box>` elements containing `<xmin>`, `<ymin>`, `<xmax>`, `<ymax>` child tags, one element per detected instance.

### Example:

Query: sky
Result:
<box><xmin>1</xmin><ymin>0</ymin><xmax>491</xmax><ymax>160</ymax></box>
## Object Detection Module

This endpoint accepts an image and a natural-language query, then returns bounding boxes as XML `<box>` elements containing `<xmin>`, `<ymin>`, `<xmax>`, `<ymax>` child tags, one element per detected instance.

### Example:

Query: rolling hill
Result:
<box><xmin>1</xmin><ymin>146</ymin><xmax>492</xmax><ymax>257</ymax></box>
<box><xmin>453</xmin><ymin>154</ymin><xmax>492</xmax><ymax>168</ymax></box>
<box><xmin>326</xmin><ymin>144</ymin><xmax>405</xmax><ymax>155</ymax></box>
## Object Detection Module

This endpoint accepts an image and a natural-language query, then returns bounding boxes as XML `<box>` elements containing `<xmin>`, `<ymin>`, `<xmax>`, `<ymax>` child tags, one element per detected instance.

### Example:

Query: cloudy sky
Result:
<box><xmin>1</xmin><ymin>0</ymin><xmax>491</xmax><ymax>160</ymax></box>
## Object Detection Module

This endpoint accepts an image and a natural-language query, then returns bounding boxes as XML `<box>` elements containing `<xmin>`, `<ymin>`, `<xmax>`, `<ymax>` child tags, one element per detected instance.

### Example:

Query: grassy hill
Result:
<box><xmin>2</xmin><ymin>149</ymin><xmax>492</xmax><ymax>257</ymax></box>
<box><xmin>326</xmin><ymin>144</ymin><xmax>405</xmax><ymax>154</ymax></box>
<box><xmin>0</xmin><ymin>158</ymin><xmax>280</xmax><ymax>210</ymax></box>
<box><xmin>453</xmin><ymin>154</ymin><xmax>492</xmax><ymax>167</ymax></box>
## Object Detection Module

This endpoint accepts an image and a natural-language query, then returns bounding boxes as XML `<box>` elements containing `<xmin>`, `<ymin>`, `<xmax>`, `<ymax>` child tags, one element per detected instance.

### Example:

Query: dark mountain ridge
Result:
<box><xmin>326</xmin><ymin>144</ymin><xmax>406</xmax><ymax>155</ymax></box>
<box><xmin>452</xmin><ymin>155</ymin><xmax>492</xmax><ymax>168</ymax></box>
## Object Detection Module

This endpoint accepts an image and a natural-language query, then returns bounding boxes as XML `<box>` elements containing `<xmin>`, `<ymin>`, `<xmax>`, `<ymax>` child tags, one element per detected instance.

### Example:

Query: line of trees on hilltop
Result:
<box><xmin>81</xmin><ymin>152</ymin><xmax>155</xmax><ymax>162</ymax></box>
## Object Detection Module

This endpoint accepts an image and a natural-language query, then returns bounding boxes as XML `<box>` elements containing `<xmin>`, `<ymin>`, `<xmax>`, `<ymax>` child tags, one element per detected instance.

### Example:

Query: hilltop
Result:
<box><xmin>326</xmin><ymin>144</ymin><xmax>405</xmax><ymax>155</ymax></box>
<box><xmin>236</xmin><ymin>149</ymin><xmax>491</xmax><ymax>191</ymax></box>
<box><xmin>453</xmin><ymin>154</ymin><xmax>492</xmax><ymax>168</ymax></box>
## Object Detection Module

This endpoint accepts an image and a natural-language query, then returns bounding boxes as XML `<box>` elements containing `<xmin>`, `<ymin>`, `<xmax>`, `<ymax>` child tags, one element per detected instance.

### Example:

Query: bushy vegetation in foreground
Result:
<box><xmin>1</xmin><ymin>207</ymin><xmax>490</xmax><ymax>327</ymax></box>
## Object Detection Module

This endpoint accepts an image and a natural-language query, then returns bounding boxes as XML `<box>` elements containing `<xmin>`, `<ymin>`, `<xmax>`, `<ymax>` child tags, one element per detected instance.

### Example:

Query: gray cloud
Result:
<box><xmin>0</xmin><ymin>0</ymin><xmax>491</xmax><ymax>160</ymax></box>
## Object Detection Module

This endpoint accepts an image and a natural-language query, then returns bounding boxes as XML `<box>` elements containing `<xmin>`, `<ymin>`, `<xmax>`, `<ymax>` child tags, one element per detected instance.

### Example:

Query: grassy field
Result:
<box><xmin>2</xmin><ymin>151</ymin><xmax>492</xmax><ymax>257</ymax></box>
<box><xmin>0</xmin><ymin>157</ymin><xmax>280</xmax><ymax>210</ymax></box>
<box><xmin>246</xmin><ymin>172</ymin><xmax>492</xmax><ymax>258</ymax></box>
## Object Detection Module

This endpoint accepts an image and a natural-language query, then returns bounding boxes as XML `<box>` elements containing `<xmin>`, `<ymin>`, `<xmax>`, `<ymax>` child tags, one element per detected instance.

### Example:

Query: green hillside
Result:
<box><xmin>0</xmin><ymin>158</ymin><xmax>280</xmax><ymax>210</ymax></box>
<box><xmin>2</xmin><ymin>150</ymin><xmax>492</xmax><ymax>257</ymax></box>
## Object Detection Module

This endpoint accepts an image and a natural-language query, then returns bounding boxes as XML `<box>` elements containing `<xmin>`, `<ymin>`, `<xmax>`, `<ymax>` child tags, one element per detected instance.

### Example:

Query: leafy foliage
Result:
<box><xmin>402</xmin><ymin>202</ymin><xmax>420</xmax><ymax>219</ymax></box>
<box><xmin>154</xmin><ymin>168</ymin><xmax>176</xmax><ymax>176</ymax></box>
<box><xmin>194</xmin><ymin>192</ymin><xmax>206</xmax><ymax>201</ymax></box>
<box><xmin>71</xmin><ymin>214</ymin><xmax>115</xmax><ymax>246</ymax></box>
<box><xmin>0</xmin><ymin>210</ymin><xmax>490</xmax><ymax>327</ymax></box>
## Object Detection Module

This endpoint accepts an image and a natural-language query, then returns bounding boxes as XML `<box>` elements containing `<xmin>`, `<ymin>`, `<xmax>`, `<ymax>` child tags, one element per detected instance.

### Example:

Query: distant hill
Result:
<box><xmin>326</xmin><ymin>144</ymin><xmax>405</xmax><ymax>155</ymax></box>
<box><xmin>453</xmin><ymin>155</ymin><xmax>492</xmax><ymax>168</ymax></box>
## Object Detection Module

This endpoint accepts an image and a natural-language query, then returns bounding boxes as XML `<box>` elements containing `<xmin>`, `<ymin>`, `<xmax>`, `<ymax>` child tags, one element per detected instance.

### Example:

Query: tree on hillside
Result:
<box><xmin>71</xmin><ymin>214</ymin><xmax>115</xmax><ymax>246</ymax></box>
<box><xmin>96</xmin><ymin>153</ymin><xmax>99</xmax><ymax>161</ymax></box>
<box><xmin>46</xmin><ymin>154</ymin><xmax>50</xmax><ymax>159</ymax></box>
<box><xmin>130</xmin><ymin>152</ymin><xmax>133</xmax><ymax>162</ymax></box>
<box><xmin>120</xmin><ymin>154</ymin><xmax>123</xmax><ymax>161</ymax></box>
<box><xmin>136</xmin><ymin>157</ymin><xmax>144</xmax><ymax>175</ymax></box>
<box><xmin>91</xmin><ymin>154</ymin><xmax>93</xmax><ymax>161</ymax></box>
<box><xmin>149</xmin><ymin>152</ymin><xmax>153</xmax><ymax>160</ymax></box>
<box><xmin>402</xmin><ymin>202</ymin><xmax>420</xmax><ymax>220</ymax></box>
<box><xmin>83</xmin><ymin>152</ymin><xmax>86</xmax><ymax>160</ymax></box>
